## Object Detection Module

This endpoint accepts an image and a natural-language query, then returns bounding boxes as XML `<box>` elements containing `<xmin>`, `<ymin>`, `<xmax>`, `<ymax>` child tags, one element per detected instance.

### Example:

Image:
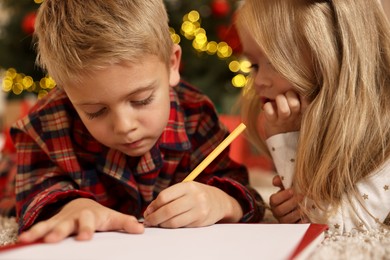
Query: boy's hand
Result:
<box><xmin>143</xmin><ymin>182</ymin><xmax>243</xmax><ymax>228</ymax></box>
<box><xmin>269</xmin><ymin>175</ymin><xmax>308</xmax><ymax>223</ymax></box>
<box><xmin>262</xmin><ymin>90</ymin><xmax>308</xmax><ymax>138</ymax></box>
<box><xmin>18</xmin><ymin>198</ymin><xmax>144</xmax><ymax>243</ymax></box>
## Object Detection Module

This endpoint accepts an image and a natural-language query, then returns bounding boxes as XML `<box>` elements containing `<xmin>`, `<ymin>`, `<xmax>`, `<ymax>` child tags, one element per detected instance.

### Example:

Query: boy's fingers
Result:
<box><xmin>145</xmin><ymin>196</ymin><xmax>191</xmax><ymax>227</ymax></box>
<box><xmin>76</xmin><ymin>210</ymin><xmax>96</xmax><ymax>241</ymax></box>
<box><xmin>18</xmin><ymin>221</ymin><xmax>54</xmax><ymax>243</ymax></box>
<box><xmin>108</xmin><ymin>213</ymin><xmax>144</xmax><ymax>234</ymax></box>
<box><xmin>43</xmin><ymin>220</ymin><xmax>76</xmax><ymax>243</ymax></box>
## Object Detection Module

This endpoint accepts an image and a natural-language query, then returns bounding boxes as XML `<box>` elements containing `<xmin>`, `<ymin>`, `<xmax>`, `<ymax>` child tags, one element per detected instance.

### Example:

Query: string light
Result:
<box><xmin>2</xmin><ymin>7</ymin><xmax>252</xmax><ymax>98</ymax></box>
<box><xmin>1</xmin><ymin>68</ymin><xmax>56</xmax><ymax>96</ymax></box>
<box><xmin>172</xmin><ymin>10</ymin><xmax>250</xmax><ymax>89</ymax></box>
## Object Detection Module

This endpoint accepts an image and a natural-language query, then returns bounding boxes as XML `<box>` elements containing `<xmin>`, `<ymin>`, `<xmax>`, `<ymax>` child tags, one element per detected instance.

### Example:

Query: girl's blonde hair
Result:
<box><xmin>34</xmin><ymin>0</ymin><xmax>173</xmax><ymax>86</ymax></box>
<box><xmin>238</xmin><ymin>0</ymin><xmax>390</xmax><ymax>219</ymax></box>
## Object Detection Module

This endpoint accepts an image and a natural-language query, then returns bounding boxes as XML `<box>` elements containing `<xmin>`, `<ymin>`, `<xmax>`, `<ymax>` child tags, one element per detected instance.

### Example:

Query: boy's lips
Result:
<box><xmin>121</xmin><ymin>139</ymin><xmax>143</xmax><ymax>149</ymax></box>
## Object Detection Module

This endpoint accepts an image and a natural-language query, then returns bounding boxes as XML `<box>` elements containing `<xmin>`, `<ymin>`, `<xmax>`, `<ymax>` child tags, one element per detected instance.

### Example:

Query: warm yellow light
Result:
<box><xmin>38</xmin><ymin>90</ymin><xmax>49</xmax><ymax>99</ymax></box>
<box><xmin>240</xmin><ymin>60</ymin><xmax>252</xmax><ymax>73</ymax></box>
<box><xmin>2</xmin><ymin>77</ymin><xmax>13</xmax><ymax>92</ymax></box>
<box><xmin>188</xmin><ymin>11</ymin><xmax>200</xmax><ymax>23</ymax></box>
<box><xmin>217</xmin><ymin>42</ymin><xmax>232</xmax><ymax>58</ymax></box>
<box><xmin>195</xmin><ymin>33</ymin><xmax>207</xmax><ymax>46</ymax></box>
<box><xmin>229</xmin><ymin>61</ymin><xmax>241</xmax><ymax>73</ymax></box>
<box><xmin>22</xmin><ymin>76</ymin><xmax>34</xmax><ymax>89</ymax></box>
<box><xmin>6</xmin><ymin>68</ymin><xmax>17</xmax><ymax>79</ymax></box>
<box><xmin>232</xmin><ymin>74</ymin><xmax>247</xmax><ymax>88</ymax></box>
<box><xmin>182</xmin><ymin>21</ymin><xmax>195</xmax><ymax>34</ymax></box>
<box><xmin>45</xmin><ymin>77</ymin><xmax>56</xmax><ymax>89</ymax></box>
<box><xmin>13</xmin><ymin>83</ymin><xmax>23</xmax><ymax>95</ymax></box>
<box><xmin>206</xmin><ymin>41</ymin><xmax>218</xmax><ymax>55</ymax></box>
<box><xmin>171</xmin><ymin>33</ymin><xmax>181</xmax><ymax>44</ymax></box>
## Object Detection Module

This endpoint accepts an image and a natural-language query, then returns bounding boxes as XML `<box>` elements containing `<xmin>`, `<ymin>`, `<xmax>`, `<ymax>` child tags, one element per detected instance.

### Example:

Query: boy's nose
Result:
<box><xmin>113</xmin><ymin>111</ymin><xmax>136</xmax><ymax>135</ymax></box>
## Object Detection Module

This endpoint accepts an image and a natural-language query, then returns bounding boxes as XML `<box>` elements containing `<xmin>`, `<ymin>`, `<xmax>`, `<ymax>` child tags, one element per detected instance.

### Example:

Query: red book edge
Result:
<box><xmin>289</xmin><ymin>223</ymin><xmax>328</xmax><ymax>260</ymax></box>
<box><xmin>0</xmin><ymin>240</ymin><xmax>43</xmax><ymax>253</ymax></box>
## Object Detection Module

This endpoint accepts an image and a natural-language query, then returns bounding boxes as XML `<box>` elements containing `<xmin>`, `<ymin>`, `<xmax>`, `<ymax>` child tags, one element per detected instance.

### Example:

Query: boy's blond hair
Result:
<box><xmin>34</xmin><ymin>0</ymin><xmax>173</xmax><ymax>86</ymax></box>
<box><xmin>238</xmin><ymin>0</ymin><xmax>390</xmax><ymax>222</ymax></box>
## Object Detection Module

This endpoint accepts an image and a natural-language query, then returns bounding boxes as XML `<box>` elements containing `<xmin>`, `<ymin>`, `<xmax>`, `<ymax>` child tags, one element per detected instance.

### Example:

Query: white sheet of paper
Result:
<box><xmin>0</xmin><ymin>224</ymin><xmax>315</xmax><ymax>260</ymax></box>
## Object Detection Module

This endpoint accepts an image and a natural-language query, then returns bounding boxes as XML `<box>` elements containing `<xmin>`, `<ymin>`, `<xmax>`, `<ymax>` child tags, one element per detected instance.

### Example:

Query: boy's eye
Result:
<box><xmin>131</xmin><ymin>95</ymin><xmax>154</xmax><ymax>106</ymax></box>
<box><xmin>85</xmin><ymin>108</ymin><xmax>107</xmax><ymax>120</ymax></box>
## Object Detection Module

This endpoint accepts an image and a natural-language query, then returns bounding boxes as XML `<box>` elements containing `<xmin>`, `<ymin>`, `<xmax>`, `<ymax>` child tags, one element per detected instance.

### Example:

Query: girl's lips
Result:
<box><xmin>260</xmin><ymin>97</ymin><xmax>272</xmax><ymax>104</ymax></box>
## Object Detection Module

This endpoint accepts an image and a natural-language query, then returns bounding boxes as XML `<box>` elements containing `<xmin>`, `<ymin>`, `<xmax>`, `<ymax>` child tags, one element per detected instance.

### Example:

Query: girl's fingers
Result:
<box><xmin>278</xmin><ymin>208</ymin><xmax>302</xmax><ymax>223</ymax></box>
<box><xmin>263</xmin><ymin>101</ymin><xmax>277</xmax><ymax>122</ymax></box>
<box><xmin>274</xmin><ymin>95</ymin><xmax>291</xmax><ymax>119</ymax></box>
<box><xmin>269</xmin><ymin>189</ymin><xmax>293</xmax><ymax>209</ymax></box>
<box><xmin>272</xmin><ymin>175</ymin><xmax>284</xmax><ymax>189</ymax></box>
<box><xmin>285</xmin><ymin>91</ymin><xmax>301</xmax><ymax>114</ymax></box>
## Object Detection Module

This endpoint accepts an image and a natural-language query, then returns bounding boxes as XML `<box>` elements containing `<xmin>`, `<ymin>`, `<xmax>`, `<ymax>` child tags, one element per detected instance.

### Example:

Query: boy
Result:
<box><xmin>10</xmin><ymin>0</ymin><xmax>265</xmax><ymax>243</ymax></box>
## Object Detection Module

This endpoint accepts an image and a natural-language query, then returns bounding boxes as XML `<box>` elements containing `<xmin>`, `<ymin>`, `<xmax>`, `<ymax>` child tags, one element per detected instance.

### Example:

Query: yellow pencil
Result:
<box><xmin>182</xmin><ymin>123</ymin><xmax>247</xmax><ymax>182</ymax></box>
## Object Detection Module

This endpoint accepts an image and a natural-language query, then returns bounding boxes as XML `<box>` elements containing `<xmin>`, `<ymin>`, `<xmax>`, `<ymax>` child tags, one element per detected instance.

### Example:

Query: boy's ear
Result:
<box><xmin>168</xmin><ymin>44</ymin><xmax>182</xmax><ymax>87</ymax></box>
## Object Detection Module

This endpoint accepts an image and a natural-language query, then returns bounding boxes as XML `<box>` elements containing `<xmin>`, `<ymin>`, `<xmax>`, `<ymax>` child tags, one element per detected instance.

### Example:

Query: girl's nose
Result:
<box><xmin>253</xmin><ymin>67</ymin><xmax>272</xmax><ymax>90</ymax></box>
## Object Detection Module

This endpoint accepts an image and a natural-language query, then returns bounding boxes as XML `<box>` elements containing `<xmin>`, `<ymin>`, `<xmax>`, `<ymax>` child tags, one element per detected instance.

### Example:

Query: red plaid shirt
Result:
<box><xmin>10</xmin><ymin>81</ymin><xmax>264</xmax><ymax>231</ymax></box>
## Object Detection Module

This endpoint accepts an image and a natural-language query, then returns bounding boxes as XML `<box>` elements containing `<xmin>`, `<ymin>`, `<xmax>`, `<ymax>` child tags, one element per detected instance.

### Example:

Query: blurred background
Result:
<box><xmin>0</xmin><ymin>0</ymin><xmax>271</xmax><ymax>170</ymax></box>
<box><xmin>0</xmin><ymin>0</ymin><xmax>248</xmax><ymax>113</ymax></box>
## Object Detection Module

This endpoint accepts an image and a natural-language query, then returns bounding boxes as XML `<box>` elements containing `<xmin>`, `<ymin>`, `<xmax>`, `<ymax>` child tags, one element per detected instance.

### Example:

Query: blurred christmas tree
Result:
<box><xmin>0</xmin><ymin>0</ymin><xmax>250</xmax><ymax>114</ymax></box>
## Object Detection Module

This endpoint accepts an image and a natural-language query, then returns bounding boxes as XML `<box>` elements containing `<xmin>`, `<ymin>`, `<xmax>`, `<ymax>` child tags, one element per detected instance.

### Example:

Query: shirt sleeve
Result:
<box><xmin>265</xmin><ymin>132</ymin><xmax>299</xmax><ymax>188</ymax></box>
<box><xmin>11</xmin><ymin>126</ymin><xmax>95</xmax><ymax>232</ymax></box>
<box><xmin>314</xmin><ymin>161</ymin><xmax>390</xmax><ymax>233</ymax></box>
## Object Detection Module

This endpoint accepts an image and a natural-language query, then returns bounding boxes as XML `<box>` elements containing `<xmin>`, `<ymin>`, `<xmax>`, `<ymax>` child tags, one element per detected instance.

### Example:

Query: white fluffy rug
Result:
<box><xmin>1</xmin><ymin>216</ymin><xmax>389</xmax><ymax>259</ymax></box>
<box><xmin>0</xmin><ymin>216</ymin><xmax>17</xmax><ymax>246</ymax></box>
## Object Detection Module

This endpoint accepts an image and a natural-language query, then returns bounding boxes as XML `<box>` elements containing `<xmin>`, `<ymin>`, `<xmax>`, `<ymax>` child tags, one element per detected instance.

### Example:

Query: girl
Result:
<box><xmin>237</xmin><ymin>0</ymin><xmax>390</xmax><ymax>233</ymax></box>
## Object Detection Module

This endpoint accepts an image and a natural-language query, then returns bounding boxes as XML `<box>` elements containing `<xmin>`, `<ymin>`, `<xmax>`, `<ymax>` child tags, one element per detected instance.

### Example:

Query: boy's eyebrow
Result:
<box><xmin>76</xmin><ymin>84</ymin><xmax>156</xmax><ymax>106</ymax></box>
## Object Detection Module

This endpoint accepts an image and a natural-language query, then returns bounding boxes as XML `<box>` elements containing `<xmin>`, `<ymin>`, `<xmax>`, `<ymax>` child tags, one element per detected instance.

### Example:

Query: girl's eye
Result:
<box><xmin>250</xmin><ymin>64</ymin><xmax>259</xmax><ymax>71</ymax></box>
<box><xmin>132</xmin><ymin>95</ymin><xmax>154</xmax><ymax>106</ymax></box>
<box><xmin>86</xmin><ymin>108</ymin><xmax>107</xmax><ymax>120</ymax></box>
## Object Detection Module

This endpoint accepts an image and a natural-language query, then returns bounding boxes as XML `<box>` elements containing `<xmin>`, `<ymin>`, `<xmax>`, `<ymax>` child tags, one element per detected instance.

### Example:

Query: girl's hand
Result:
<box><xmin>262</xmin><ymin>90</ymin><xmax>308</xmax><ymax>138</ymax></box>
<box><xmin>143</xmin><ymin>182</ymin><xmax>243</xmax><ymax>228</ymax></box>
<box><xmin>269</xmin><ymin>175</ymin><xmax>308</xmax><ymax>223</ymax></box>
<box><xmin>18</xmin><ymin>198</ymin><xmax>144</xmax><ymax>243</ymax></box>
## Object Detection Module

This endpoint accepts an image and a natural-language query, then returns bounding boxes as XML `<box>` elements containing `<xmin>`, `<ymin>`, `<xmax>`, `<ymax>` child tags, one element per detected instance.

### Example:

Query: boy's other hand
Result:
<box><xmin>143</xmin><ymin>181</ymin><xmax>243</xmax><ymax>228</ymax></box>
<box><xmin>269</xmin><ymin>175</ymin><xmax>308</xmax><ymax>223</ymax></box>
<box><xmin>18</xmin><ymin>198</ymin><xmax>144</xmax><ymax>243</ymax></box>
